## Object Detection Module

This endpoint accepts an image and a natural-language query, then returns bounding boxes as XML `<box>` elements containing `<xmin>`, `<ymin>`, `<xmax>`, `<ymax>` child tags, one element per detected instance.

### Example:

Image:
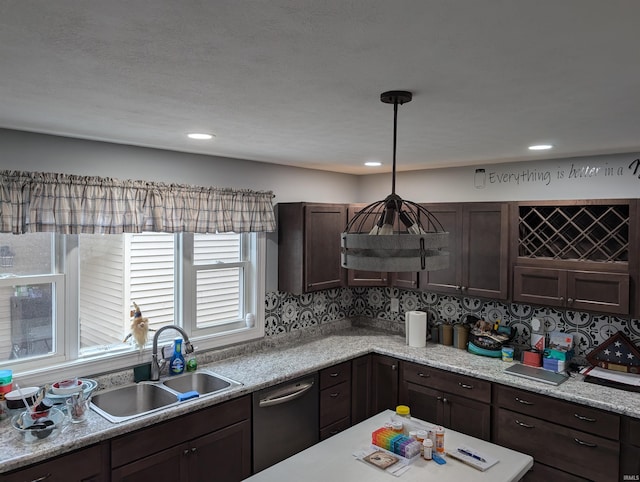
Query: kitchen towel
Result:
<box><xmin>406</xmin><ymin>311</ymin><xmax>427</xmax><ymax>348</ymax></box>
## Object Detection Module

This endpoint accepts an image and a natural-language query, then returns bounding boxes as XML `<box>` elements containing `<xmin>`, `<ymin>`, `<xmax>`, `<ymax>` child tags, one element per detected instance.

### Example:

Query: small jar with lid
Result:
<box><xmin>423</xmin><ymin>438</ymin><xmax>433</xmax><ymax>460</ymax></box>
<box><xmin>415</xmin><ymin>430</ymin><xmax>427</xmax><ymax>455</ymax></box>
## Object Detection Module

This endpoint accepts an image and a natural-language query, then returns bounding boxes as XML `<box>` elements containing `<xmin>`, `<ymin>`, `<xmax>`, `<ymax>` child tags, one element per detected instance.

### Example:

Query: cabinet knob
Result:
<box><xmin>418</xmin><ymin>372</ymin><xmax>430</xmax><ymax>378</ymax></box>
<box><xmin>458</xmin><ymin>382</ymin><xmax>473</xmax><ymax>390</ymax></box>
<box><xmin>437</xmin><ymin>396</ymin><xmax>443</xmax><ymax>401</ymax></box>
<box><xmin>391</xmin><ymin>364</ymin><xmax>397</xmax><ymax>371</ymax></box>
<box><xmin>515</xmin><ymin>397</ymin><xmax>533</xmax><ymax>405</ymax></box>
<box><xmin>184</xmin><ymin>449</ymin><xmax>191</xmax><ymax>456</ymax></box>
<box><xmin>329</xmin><ymin>372</ymin><xmax>339</xmax><ymax>378</ymax></box>
<box><xmin>191</xmin><ymin>447</ymin><xmax>197</xmax><ymax>453</ymax></box>
<box><xmin>574</xmin><ymin>437</ymin><xmax>597</xmax><ymax>448</ymax></box>
<box><xmin>329</xmin><ymin>392</ymin><xmax>340</xmax><ymax>398</ymax></box>
<box><xmin>461</xmin><ymin>286</ymin><xmax>467</xmax><ymax>291</ymax></box>
<box><xmin>515</xmin><ymin>419</ymin><xmax>535</xmax><ymax>429</ymax></box>
<box><xmin>574</xmin><ymin>413</ymin><xmax>596</xmax><ymax>423</ymax></box>
<box><xmin>559</xmin><ymin>296</ymin><xmax>564</xmax><ymax>302</ymax></box>
<box><xmin>455</xmin><ymin>285</ymin><xmax>461</xmax><ymax>291</ymax></box>
<box><xmin>567</xmin><ymin>298</ymin><xmax>574</xmax><ymax>304</ymax></box>
<box><xmin>442</xmin><ymin>397</ymin><xmax>449</xmax><ymax>404</ymax></box>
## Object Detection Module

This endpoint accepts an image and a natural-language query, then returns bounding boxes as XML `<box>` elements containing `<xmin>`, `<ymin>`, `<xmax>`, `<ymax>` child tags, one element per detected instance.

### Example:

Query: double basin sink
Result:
<box><xmin>91</xmin><ymin>370</ymin><xmax>242</xmax><ymax>423</ymax></box>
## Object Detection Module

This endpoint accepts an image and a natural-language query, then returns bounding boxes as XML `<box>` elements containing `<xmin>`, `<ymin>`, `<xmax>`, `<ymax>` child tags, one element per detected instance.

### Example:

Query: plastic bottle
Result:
<box><xmin>423</xmin><ymin>438</ymin><xmax>433</xmax><ymax>460</ymax></box>
<box><xmin>186</xmin><ymin>353</ymin><xmax>198</xmax><ymax>372</ymax></box>
<box><xmin>169</xmin><ymin>338</ymin><xmax>185</xmax><ymax>375</ymax></box>
<box><xmin>435</xmin><ymin>426</ymin><xmax>445</xmax><ymax>454</ymax></box>
<box><xmin>393</xmin><ymin>405</ymin><xmax>411</xmax><ymax>433</ymax></box>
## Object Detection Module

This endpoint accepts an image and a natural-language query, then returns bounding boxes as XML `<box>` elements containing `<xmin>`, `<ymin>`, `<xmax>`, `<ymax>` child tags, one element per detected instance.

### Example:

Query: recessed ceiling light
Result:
<box><xmin>528</xmin><ymin>144</ymin><xmax>553</xmax><ymax>151</ymax></box>
<box><xmin>187</xmin><ymin>133</ymin><xmax>214</xmax><ymax>140</ymax></box>
<box><xmin>364</xmin><ymin>161</ymin><xmax>382</xmax><ymax>167</ymax></box>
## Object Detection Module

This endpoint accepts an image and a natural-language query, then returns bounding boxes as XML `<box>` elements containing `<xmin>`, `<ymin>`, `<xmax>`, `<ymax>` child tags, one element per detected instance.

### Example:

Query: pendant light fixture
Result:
<box><xmin>341</xmin><ymin>91</ymin><xmax>449</xmax><ymax>272</ymax></box>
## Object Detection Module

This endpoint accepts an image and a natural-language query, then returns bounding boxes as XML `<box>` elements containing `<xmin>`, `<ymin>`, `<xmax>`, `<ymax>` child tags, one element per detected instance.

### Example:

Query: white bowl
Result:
<box><xmin>51</xmin><ymin>379</ymin><xmax>82</xmax><ymax>395</ymax></box>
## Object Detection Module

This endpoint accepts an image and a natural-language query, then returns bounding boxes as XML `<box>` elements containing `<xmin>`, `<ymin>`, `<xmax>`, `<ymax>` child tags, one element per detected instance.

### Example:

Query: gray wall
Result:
<box><xmin>359</xmin><ymin>152</ymin><xmax>640</xmax><ymax>202</ymax></box>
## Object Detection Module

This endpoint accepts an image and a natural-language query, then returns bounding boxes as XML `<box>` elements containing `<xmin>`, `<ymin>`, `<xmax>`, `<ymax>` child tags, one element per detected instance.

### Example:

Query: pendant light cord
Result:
<box><xmin>391</xmin><ymin>98</ymin><xmax>398</xmax><ymax>196</ymax></box>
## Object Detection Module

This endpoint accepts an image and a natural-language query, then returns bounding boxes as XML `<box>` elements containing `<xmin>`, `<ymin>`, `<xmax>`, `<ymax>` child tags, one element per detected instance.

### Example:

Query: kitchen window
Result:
<box><xmin>0</xmin><ymin>231</ymin><xmax>265</xmax><ymax>382</ymax></box>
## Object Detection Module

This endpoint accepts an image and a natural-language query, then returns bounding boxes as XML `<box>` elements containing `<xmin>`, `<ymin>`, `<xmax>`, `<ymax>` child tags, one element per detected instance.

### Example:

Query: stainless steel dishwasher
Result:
<box><xmin>252</xmin><ymin>373</ymin><xmax>319</xmax><ymax>472</ymax></box>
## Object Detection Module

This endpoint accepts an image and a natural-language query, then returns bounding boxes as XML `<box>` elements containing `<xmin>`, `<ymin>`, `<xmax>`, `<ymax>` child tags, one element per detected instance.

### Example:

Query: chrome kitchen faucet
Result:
<box><xmin>150</xmin><ymin>325</ymin><xmax>194</xmax><ymax>381</ymax></box>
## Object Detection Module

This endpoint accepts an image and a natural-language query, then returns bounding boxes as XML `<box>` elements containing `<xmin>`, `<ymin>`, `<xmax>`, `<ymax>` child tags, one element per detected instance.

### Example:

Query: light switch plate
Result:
<box><xmin>390</xmin><ymin>298</ymin><xmax>399</xmax><ymax>312</ymax></box>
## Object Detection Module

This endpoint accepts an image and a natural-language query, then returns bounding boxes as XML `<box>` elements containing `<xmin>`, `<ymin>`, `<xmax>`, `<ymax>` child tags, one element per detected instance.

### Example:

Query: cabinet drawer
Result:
<box><xmin>2</xmin><ymin>444</ymin><xmax>104</xmax><ymax>482</ymax></box>
<box><xmin>320</xmin><ymin>380</ymin><xmax>351</xmax><ymax>427</ymax></box>
<box><xmin>495</xmin><ymin>385</ymin><xmax>619</xmax><ymax>439</ymax></box>
<box><xmin>522</xmin><ymin>462</ymin><xmax>589</xmax><ymax>482</ymax></box>
<box><xmin>495</xmin><ymin>408</ymin><xmax>619</xmax><ymax>482</ymax></box>
<box><xmin>320</xmin><ymin>361</ymin><xmax>351</xmax><ymax>389</ymax></box>
<box><xmin>319</xmin><ymin>416</ymin><xmax>351</xmax><ymax>441</ymax></box>
<box><xmin>401</xmin><ymin>362</ymin><xmax>491</xmax><ymax>403</ymax></box>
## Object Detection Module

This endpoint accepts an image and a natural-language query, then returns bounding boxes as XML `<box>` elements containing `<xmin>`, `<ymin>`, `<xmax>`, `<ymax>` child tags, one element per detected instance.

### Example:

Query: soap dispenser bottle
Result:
<box><xmin>169</xmin><ymin>338</ymin><xmax>185</xmax><ymax>375</ymax></box>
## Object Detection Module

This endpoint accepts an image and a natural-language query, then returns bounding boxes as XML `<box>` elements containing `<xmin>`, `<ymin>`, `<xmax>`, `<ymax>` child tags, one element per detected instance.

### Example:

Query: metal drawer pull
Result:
<box><xmin>30</xmin><ymin>476</ymin><xmax>52</xmax><ymax>482</ymax></box>
<box><xmin>515</xmin><ymin>397</ymin><xmax>533</xmax><ymax>405</ymax></box>
<box><xmin>329</xmin><ymin>392</ymin><xmax>340</xmax><ymax>398</ymax></box>
<box><xmin>418</xmin><ymin>372</ymin><xmax>430</xmax><ymax>378</ymax></box>
<box><xmin>515</xmin><ymin>419</ymin><xmax>535</xmax><ymax>429</ymax></box>
<box><xmin>574</xmin><ymin>438</ymin><xmax>597</xmax><ymax>448</ymax></box>
<box><xmin>574</xmin><ymin>413</ymin><xmax>596</xmax><ymax>422</ymax></box>
<box><xmin>329</xmin><ymin>372</ymin><xmax>339</xmax><ymax>377</ymax></box>
<box><xmin>458</xmin><ymin>382</ymin><xmax>473</xmax><ymax>389</ymax></box>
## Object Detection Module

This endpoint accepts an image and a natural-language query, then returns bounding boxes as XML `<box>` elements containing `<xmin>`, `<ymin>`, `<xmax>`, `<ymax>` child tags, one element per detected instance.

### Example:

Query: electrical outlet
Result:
<box><xmin>390</xmin><ymin>297</ymin><xmax>399</xmax><ymax>313</ymax></box>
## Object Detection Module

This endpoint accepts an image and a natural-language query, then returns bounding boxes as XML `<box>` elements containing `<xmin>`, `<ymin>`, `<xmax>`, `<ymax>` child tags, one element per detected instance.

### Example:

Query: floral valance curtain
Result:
<box><xmin>0</xmin><ymin>170</ymin><xmax>276</xmax><ymax>234</ymax></box>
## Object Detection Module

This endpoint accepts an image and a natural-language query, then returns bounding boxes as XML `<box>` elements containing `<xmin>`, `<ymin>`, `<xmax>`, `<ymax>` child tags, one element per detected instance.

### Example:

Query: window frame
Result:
<box><xmin>2</xmin><ymin>232</ymin><xmax>266</xmax><ymax>387</ymax></box>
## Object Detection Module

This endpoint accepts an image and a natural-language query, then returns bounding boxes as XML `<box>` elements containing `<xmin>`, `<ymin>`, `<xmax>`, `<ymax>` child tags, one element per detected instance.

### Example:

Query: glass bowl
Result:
<box><xmin>11</xmin><ymin>407</ymin><xmax>66</xmax><ymax>443</ymax></box>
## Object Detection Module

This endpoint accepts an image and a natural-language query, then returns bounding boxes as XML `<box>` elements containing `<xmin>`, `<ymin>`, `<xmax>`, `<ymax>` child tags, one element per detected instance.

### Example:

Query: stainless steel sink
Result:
<box><xmin>91</xmin><ymin>383</ymin><xmax>178</xmax><ymax>423</ymax></box>
<box><xmin>162</xmin><ymin>370</ymin><xmax>237</xmax><ymax>394</ymax></box>
<box><xmin>90</xmin><ymin>370</ymin><xmax>242</xmax><ymax>423</ymax></box>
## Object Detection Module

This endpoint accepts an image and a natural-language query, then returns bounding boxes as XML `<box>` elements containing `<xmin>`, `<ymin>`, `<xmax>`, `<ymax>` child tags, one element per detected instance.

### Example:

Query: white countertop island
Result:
<box><xmin>246</xmin><ymin>410</ymin><xmax>533</xmax><ymax>482</ymax></box>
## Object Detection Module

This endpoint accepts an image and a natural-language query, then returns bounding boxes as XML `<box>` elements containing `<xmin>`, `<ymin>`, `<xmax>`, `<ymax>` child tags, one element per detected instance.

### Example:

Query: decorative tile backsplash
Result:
<box><xmin>266</xmin><ymin>287</ymin><xmax>640</xmax><ymax>360</ymax></box>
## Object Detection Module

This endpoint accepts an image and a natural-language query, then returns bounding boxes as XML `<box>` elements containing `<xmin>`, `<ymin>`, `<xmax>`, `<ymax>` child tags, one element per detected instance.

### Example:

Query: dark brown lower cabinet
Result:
<box><xmin>319</xmin><ymin>361</ymin><xmax>352</xmax><ymax>440</ymax></box>
<box><xmin>0</xmin><ymin>443</ymin><xmax>108</xmax><ymax>482</ymax></box>
<box><xmin>399</xmin><ymin>361</ymin><xmax>491</xmax><ymax>440</ymax></box>
<box><xmin>351</xmin><ymin>354</ymin><xmax>373</xmax><ymax>424</ymax></box>
<box><xmin>493</xmin><ymin>385</ymin><xmax>620</xmax><ymax>482</ymax></box>
<box><xmin>621</xmin><ymin>417</ymin><xmax>640</xmax><ymax>481</ymax></box>
<box><xmin>370</xmin><ymin>354</ymin><xmax>399</xmax><ymax>414</ymax></box>
<box><xmin>522</xmin><ymin>462</ymin><xmax>589</xmax><ymax>482</ymax></box>
<box><xmin>110</xmin><ymin>396</ymin><xmax>251</xmax><ymax>482</ymax></box>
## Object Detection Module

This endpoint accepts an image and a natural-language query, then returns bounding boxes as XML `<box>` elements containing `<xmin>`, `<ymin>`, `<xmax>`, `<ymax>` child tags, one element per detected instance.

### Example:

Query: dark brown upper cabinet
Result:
<box><xmin>277</xmin><ymin>203</ymin><xmax>346</xmax><ymax>294</ymax></box>
<box><xmin>344</xmin><ymin>204</ymin><xmax>418</xmax><ymax>290</ymax></box>
<box><xmin>511</xmin><ymin>199</ymin><xmax>637</xmax><ymax>315</ymax></box>
<box><xmin>421</xmin><ymin>202</ymin><xmax>509</xmax><ymax>300</ymax></box>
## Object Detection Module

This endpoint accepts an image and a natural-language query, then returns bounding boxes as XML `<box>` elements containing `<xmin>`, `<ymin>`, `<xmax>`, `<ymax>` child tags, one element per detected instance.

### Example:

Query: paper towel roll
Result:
<box><xmin>406</xmin><ymin>311</ymin><xmax>427</xmax><ymax>348</ymax></box>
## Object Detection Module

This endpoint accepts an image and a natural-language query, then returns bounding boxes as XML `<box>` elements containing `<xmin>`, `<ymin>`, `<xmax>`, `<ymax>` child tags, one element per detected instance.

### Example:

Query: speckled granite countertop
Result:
<box><xmin>1</xmin><ymin>326</ymin><xmax>639</xmax><ymax>474</ymax></box>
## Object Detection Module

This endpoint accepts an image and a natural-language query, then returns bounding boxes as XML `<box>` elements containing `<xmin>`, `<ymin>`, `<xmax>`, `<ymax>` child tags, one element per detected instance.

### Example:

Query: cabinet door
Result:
<box><xmin>462</xmin><ymin>203</ymin><xmax>509</xmax><ymax>299</ymax></box>
<box><xmin>346</xmin><ymin>205</ymin><xmax>389</xmax><ymax>287</ymax></box>
<box><xmin>351</xmin><ymin>355</ymin><xmax>372</xmax><ymax>424</ymax></box>
<box><xmin>370</xmin><ymin>354</ymin><xmax>399</xmax><ymax>414</ymax></box>
<box><xmin>513</xmin><ymin>266</ymin><xmax>567</xmax><ymax>307</ymax></box>
<box><xmin>421</xmin><ymin>204</ymin><xmax>462</xmax><ymax>294</ymax></box>
<box><xmin>400</xmin><ymin>379</ymin><xmax>443</xmax><ymax>425</ymax></box>
<box><xmin>304</xmin><ymin>204</ymin><xmax>346</xmax><ymax>292</ymax></box>
<box><xmin>621</xmin><ymin>416</ymin><xmax>640</xmax><ymax>481</ymax></box>
<box><xmin>568</xmin><ymin>270</ymin><xmax>629</xmax><ymax>314</ymax></box>
<box><xmin>112</xmin><ymin>444</ymin><xmax>187</xmax><ymax>482</ymax></box>
<box><xmin>189</xmin><ymin>419</ymin><xmax>251</xmax><ymax>482</ymax></box>
<box><xmin>443</xmin><ymin>392</ymin><xmax>490</xmax><ymax>440</ymax></box>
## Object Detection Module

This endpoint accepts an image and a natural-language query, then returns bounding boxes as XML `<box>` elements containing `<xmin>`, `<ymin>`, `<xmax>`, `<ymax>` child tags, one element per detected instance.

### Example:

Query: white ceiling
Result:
<box><xmin>1</xmin><ymin>1</ymin><xmax>639</xmax><ymax>175</ymax></box>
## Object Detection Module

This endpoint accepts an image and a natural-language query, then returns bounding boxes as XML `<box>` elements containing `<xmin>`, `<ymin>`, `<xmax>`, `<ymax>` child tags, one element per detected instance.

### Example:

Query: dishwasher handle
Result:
<box><xmin>258</xmin><ymin>380</ymin><xmax>315</xmax><ymax>408</ymax></box>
